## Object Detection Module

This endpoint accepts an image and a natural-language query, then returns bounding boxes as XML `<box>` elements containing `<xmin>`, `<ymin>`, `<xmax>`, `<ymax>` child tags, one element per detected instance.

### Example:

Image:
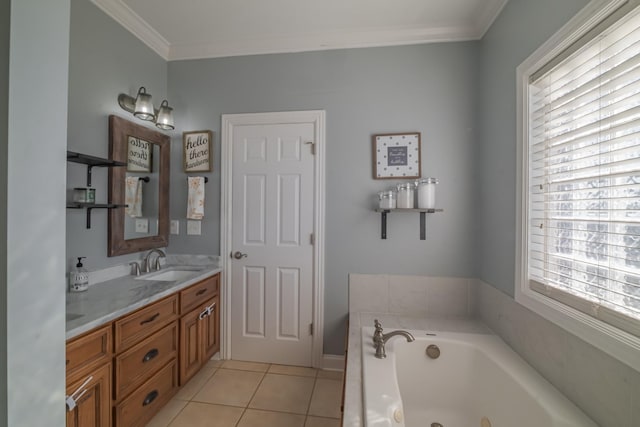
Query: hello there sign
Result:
<box><xmin>183</xmin><ymin>130</ymin><xmax>213</xmax><ymax>172</ymax></box>
<box><xmin>127</xmin><ymin>136</ymin><xmax>152</xmax><ymax>172</ymax></box>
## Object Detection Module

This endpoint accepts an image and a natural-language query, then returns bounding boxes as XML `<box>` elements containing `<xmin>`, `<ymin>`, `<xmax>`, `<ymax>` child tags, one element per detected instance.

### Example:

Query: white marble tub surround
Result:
<box><xmin>66</xmin><ymin>256</ymin><xmax>221</xmax><ymax>340</ymax></box>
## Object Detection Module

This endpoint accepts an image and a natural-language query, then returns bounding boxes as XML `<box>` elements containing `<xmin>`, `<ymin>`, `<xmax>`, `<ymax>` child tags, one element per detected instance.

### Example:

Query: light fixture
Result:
<box><xmin>133</xmin><ymin>87</ymin><xmax>155</xmax><ymax>121</ymax></box>
<box><xmin>117</xmin><ymin>86</ymin><xmax>175</xmax><ymax>131</ymax></box>
<box><xmin>155</xmin><ymin>100</ymin><xmax>175</xmax><ymax>130</ymax></box>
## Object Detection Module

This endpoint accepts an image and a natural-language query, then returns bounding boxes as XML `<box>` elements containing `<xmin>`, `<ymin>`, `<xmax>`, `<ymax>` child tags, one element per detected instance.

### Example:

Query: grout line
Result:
<box><xmin>305</xmin><ymin>376</ymin><xmax>317</xmax><ymax>416</ymax></box>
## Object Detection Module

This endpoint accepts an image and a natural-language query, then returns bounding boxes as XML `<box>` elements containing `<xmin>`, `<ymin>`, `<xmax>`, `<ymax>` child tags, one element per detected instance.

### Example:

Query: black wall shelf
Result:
<box><xmin>66</xmin><ymin>151</ymin><xmax>128</xmax><ymax>228</ymax></box>
<box><xmin>375</xmin><ymin>208</ymin><xmax>444</xmax><ymax>240</ymax></box>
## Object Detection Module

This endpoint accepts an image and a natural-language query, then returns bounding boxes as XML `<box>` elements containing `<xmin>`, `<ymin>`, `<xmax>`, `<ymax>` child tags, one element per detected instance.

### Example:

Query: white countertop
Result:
<box><xmin>65</xmin><ymin>264</ymin><xmax>222</xmax><ymax>340</ymax></box>
<box><xmin>342</xmin><ymin>312</ymin><xmax>492</xmax><ymax>427</ymax></box>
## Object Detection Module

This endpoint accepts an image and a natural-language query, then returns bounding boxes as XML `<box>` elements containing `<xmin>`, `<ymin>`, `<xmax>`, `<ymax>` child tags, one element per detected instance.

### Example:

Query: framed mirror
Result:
<box><xmin>108</xmin><ymin>115</ymin><xmax>170</xmax><ymax>256</ymax></box>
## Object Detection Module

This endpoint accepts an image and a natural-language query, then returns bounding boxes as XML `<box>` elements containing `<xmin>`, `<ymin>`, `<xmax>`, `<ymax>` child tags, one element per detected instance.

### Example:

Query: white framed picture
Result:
<box><xmin>372</xmin><ymin>132</ymin><xmax>421</xmax><ymax>179</ymax></box>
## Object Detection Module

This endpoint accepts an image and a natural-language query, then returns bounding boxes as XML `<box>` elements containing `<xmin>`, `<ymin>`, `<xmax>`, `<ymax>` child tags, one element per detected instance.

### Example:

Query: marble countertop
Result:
<box><xmin>342</xmin><ymin>312</ymin><xmax>492</xmax><ymax>427</ymax></box>
<box><xmin>66</xmin><ymin>264</ymin><xmax>222</xmax><ymax>340</ymax></box>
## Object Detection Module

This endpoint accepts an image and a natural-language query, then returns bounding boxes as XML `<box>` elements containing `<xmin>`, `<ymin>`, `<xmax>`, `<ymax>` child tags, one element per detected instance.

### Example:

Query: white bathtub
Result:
<box><xmin>361</xmin><ymin>327</ymin><xmax>598</xmax><ymax>427</ymax></box>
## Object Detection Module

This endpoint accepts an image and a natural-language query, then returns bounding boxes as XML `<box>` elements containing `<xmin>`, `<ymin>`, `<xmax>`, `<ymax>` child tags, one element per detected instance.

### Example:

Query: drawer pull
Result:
<box><xmin>142</xmin><ymin>390</ymin><xmax>159</xmax><ymax>407</ymax></box>
<box><xmin>140</xmin><ymin>313</ymin><xmax>160</xmax><ymax>325</ymax></box>
<box><xmin>142</xmin><ymin>348</ymin><xmax>159</xmax><ymax>363</ymax></box>
<box><xmin>196</xmin><ymin>288</ymin><xmax>207</xmax><ymax>296</ymax></box>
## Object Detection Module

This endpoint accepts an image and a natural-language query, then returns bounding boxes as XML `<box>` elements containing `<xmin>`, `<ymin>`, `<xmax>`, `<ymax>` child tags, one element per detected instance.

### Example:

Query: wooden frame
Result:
<box><xmin>183</xmin><ymin>130</ymin><xmax>213</xmax><ymax>172</ymax></box>
<box><xmin>372</xmin><ymin>132</ymin><xmax>421</xmax><ymax>179</ymax></box>
<box><xmin>108</xmin><ymin>115</ymin><xmax>170</xmax><ymax>256</ymax></box>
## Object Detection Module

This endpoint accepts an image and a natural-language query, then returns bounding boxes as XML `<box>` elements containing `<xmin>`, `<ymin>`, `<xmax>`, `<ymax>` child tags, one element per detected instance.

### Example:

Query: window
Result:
<box><xmin>518</xmin><ymin>0</ymin><xmax>640</xmax><ymax>369</ymax></box>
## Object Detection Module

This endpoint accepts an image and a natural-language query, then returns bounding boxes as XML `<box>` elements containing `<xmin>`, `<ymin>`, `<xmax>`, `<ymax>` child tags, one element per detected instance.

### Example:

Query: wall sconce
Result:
<box><xmin>117</xmin><ymin>86</ymin><xmax>175</xmax><ymax>131</ymax></box>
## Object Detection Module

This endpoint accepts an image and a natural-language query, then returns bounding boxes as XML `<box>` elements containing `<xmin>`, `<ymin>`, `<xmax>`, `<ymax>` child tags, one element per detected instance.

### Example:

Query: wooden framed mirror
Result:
<box><xmin>108</xmin><ymin>115</ymin><xmax>170</xmax><ymax>256</ymax></box>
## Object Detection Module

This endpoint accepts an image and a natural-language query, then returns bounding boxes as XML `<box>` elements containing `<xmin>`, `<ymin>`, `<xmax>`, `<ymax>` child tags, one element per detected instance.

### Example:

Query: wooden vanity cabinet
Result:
<box><xmin>113</xmin><ymin>295</ymin><xmax>180</xmax><ymax>427</ymax></box>
<box><xmin>66</xmin><ymin>272</ymin><xmax>220</xmax><ymax>427</ymax></box>
<box><xmin>179</xmin><ymin>275</ymin><xmax>220</xmax><ymax>385</ymax></box>
<box><xmin>66</xmin><ymin>325</ymin><xmax>113</xmax><ymax>427</ymax></box>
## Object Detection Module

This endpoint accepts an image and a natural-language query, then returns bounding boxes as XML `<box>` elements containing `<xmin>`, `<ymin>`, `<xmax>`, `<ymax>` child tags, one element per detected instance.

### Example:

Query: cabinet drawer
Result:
<box><xmin>180</xmin><ymin>274</ymin><xmax>219</xmax><ymax>314</ymax></box>
<box><xmin>114</xmin><ymin>295</ymin><xmax>179</xmax><ymax>353</ymax></box>
<box><xmin>114</xmin><ymin>360</ymin><xmax>178</xmax><ymax>427</ymax></box>
<box><xmin>114</xmin><ymin>322</ymin><xmax>178</xmax><ymax>401</ymax></box>
<box><xmin>66</xmin><ymin>325</ymin><xmax>112</xmax><ymax>377</ymax></box>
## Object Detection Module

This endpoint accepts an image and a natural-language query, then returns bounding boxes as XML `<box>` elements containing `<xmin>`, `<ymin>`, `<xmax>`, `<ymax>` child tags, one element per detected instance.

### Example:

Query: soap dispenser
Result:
<box><xmin>69</xmin><ymin>257</ymin><xmax>89</xmax><ymax>292</ymax></box>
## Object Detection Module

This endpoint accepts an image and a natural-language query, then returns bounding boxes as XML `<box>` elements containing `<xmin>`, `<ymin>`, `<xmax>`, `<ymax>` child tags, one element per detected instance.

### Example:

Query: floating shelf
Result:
<box><xmin>66</xmin><ymin>203</ymin><xmax>127</xmax><ymax>229</ymax></box>
<box><xmin>374</xmin><ymin>208</ymin><xmax>444</xmax><ymax>240</ymax></box>
<box><xmin>67</xmin><ymin>151</ymin><xmax>127</xmax><ymax>187</ymax></box>
<box><xmin>66</xmin><ymin>151</ymin><xmax>128</xmax><ymax>229</ymax></box>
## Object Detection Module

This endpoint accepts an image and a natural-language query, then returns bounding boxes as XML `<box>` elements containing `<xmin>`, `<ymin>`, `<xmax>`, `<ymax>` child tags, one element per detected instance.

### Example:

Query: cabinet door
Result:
<box><xmin>202</xmin><ymin>295</ymin><xmax>219</xmax><ymax>360</ymax></box>
<box><xmin>179</xmin><ymin>306</ymin><xmax>203</xmax><ymax>385</ymax></box>
<box><xmin>66</xmin><ymin>363</ymin><xmax>111</xmax><ymax>427</ymax></box>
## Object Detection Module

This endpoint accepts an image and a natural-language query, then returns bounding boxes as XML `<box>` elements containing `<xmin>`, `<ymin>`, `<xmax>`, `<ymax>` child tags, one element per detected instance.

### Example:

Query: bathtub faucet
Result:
<box><xmin>373</xmin><ymin>319</ymin><xmax>415</xmax><ymax>359</ymax></box>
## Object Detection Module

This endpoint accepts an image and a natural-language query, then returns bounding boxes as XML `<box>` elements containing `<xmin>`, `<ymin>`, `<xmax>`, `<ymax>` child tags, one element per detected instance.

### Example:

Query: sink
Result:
<box><xmin>66</xmin><ymin>312</ymin><xmax>84</xmax><ymax>322</ymax></box>
<box><xmin>136</xmin><ymin>267</ymin><xmax>203</xmax><ymax>282</ymax></box>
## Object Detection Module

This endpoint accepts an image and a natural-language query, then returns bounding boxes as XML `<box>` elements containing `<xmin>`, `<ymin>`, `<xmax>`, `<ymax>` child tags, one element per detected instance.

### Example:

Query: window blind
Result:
<box><xmin>528</xmin><ymin>4</ymin><xmax>640</xmax><ymax>338</ymax></box>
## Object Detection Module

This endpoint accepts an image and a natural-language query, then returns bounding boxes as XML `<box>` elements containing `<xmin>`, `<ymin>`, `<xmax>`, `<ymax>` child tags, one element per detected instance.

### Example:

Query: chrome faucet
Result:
<box><xmin>143</xmin><ymin>249</ymin><xmax>166</xmax><ymax>273</ymax></box>
<box><xmin>373</xmin><ymin>319</ymin><xmax>415</xmax><ymax>359</ymax></box>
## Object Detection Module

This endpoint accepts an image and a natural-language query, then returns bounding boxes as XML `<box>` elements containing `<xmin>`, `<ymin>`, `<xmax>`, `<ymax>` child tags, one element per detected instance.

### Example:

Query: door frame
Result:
<box><xmin>220</xmin><ymin>110</ymin><xmax>326</xmax><ymax>368</ymax></box>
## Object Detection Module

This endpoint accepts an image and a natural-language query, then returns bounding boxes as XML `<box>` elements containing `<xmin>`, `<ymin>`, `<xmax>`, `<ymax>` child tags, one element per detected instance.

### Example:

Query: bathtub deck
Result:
<box><xmin>343</xmin><ymin>313</ymin><xmax>492</xmax><ymax>427</ymax></box>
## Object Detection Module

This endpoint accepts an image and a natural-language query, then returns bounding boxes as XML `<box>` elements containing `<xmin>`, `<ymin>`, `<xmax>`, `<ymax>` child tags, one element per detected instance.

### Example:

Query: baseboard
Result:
<box><xmin>321</xmin><ymin>354</ymin><xmax>345</xmax><ymax>371</ymax></box>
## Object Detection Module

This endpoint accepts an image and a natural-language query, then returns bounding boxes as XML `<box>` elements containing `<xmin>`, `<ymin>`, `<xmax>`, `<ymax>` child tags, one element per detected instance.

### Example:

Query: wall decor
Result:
<box><xmin>183</xmin><ymin>130</ymin><xmax>213</xmax><ymax>172</ymax></box>
<box><xmin>372</xmin><ymin>132</ymin><xmax>421</xmax><ymax>179</ymax></box>
<box><xmin>127</xmin><ymin>135</ymin><xmax>153</xmax><ymax>172</ymax></box>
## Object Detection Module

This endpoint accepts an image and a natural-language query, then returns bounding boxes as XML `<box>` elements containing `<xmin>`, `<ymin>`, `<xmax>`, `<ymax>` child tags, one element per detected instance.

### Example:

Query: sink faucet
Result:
<box><xmin>143</xmin><ymin>249</ymin><xmax>166</xmax><ymax>273</ymax></box>
<box><xmin>373</xmin><ymin>319</ymin><xmax>415</xmax><ymax>359</ymax></box>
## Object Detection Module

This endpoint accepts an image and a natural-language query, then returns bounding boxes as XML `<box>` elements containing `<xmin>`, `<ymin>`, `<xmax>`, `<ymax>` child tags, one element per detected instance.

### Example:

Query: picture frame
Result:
<box><xmin>126</xmin><ymin>135</ymin><xmax>153</xmax><ymax>172</ymax></box>
<box><xmin>372</xmin><ymin>132</ymin><xmax>421</xmax><ymax>179</ymax></box>
<box><xmin>183</xmin><ymin>130</ymin><xmax>213</xmax><ymax>172</ymax></box>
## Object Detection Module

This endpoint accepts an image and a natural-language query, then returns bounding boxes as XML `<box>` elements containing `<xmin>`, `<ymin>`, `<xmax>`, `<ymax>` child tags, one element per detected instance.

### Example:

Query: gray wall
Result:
<box><xmin>7</xmin><ymin>0</ymin><xmax>69</xmax><ymax>425</ymax></box>
<box><xmin>66</xmin><ymin>0</ymin><xmax>168</xmax><ymax>274</ymax></box>
<box><xmin>0</xmin><ymin>0</ymin><xmax>9</xmax><ymax>422</ymax></box>
<box><xmin>168</xmin><ymin>44</ymin><xmax>479</xmax><ymax>354</ymax></box>
<box><xmin>476</xmin><ymin>0</ymin><xmax>590</xmax><ymax>295</ymax></box>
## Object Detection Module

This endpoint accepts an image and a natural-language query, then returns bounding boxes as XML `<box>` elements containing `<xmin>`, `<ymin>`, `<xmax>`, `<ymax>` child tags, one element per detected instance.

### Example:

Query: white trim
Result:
<box><xmin>90</xmin><ymin>0</ymin><xmax>170</xmax><ymax>60</ymax></box>
<box><xmin>89</xmin><ymin>0</ymin><xmax>507</xmax><ymax>61</ymax></box>
<box><xmin>515</xmin><ymin>0</ymin><xmax>640</xmax><ymax>372</ymax></box>
<box><xmin>220</xmin><ymin>110</ymin><xmax>326</xmax><ymax>368</ymax></box>
<box><xmin>321</xmin><ymin>354</ymin><xmax>345</xmax><ymax>371</ymax></box>
<box><xmin>167</xmin><ymin>27</ymin><xmax>478</xmax><ymax>61</ymax></box>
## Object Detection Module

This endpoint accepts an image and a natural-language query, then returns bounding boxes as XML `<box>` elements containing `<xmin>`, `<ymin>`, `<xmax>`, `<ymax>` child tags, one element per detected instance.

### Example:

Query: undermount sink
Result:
<box><xmin>66</xmin><ymin>312</ymin><xmax>84</xmax><ymax>322</ymax></box>
<box><xmin>136</xmin><ymin>267</ymin><xmax>203</xmax><ymax>282</ymax></box>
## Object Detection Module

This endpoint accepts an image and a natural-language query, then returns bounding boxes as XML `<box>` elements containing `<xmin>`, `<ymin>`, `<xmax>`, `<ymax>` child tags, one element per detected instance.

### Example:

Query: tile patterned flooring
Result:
<box><xmin>146</xmin><ymin>360</ymin><xmax>343</xmax><ymax>427</ymax></box>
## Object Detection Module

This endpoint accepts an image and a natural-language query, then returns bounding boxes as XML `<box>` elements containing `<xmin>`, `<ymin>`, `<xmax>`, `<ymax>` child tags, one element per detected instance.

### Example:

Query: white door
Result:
<box><xmin>230</xmin><ymin>120</ymin><xmax>315</xmax><ymax>366</ymax></box>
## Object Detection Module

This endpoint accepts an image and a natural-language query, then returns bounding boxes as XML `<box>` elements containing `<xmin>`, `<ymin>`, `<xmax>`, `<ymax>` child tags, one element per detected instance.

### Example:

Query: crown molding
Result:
<box><xmin>91</xmin><ymin>0</ymin><xmax>170</xmax><ymax>60</ymax></box>
<box><xmin>473</xmin><ymin>0</ymin><xmax>510</xmax><ymax>37</ymax></box>
<box><xmin>167</xmin><ymin>25</ymin><xmax>479</xmax><ymax>61</ymax></box>
<box><xmin>90</xmin><ymin>0</ymin><xmax>508</xmax><ymax>62</ymax></box>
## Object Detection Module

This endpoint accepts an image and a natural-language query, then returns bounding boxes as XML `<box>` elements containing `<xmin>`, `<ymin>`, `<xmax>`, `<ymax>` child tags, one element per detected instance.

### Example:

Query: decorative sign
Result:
<box><xmin>127</xmin><ymin>135</ymin><xmax>152</xmax><ymax>172</ymax></box>
<box><xmin>372</xmin><ymin>132</ymin><xmax>421</xmax><ymax>179</ymax></box>
<box><xmin>183</xmin><ymin>130</ymin><xmax>213</xmax><ymax>172</ymax></box>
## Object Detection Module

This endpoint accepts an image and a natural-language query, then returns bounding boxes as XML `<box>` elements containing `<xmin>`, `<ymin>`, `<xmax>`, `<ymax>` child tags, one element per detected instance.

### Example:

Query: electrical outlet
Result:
<box><xmin>170</xmin><ymin>220</ymin><xmax>180</xmax><ymax>235</ymax></box>
<box><xmin>135</xmin><ymin>218</ymin><xmax>149</xmax><ymax>233</ymax></box>
<box><xmin>187</xmin><ymin>220</ymin><xmax>201</xmax><ymax>235</ymax></box>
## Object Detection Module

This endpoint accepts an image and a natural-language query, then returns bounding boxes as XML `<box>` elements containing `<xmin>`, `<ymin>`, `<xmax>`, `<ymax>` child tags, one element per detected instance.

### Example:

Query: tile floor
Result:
<box><xmin>146</xmin><ymin>360</ymin><xmax>343</xmax><ymax>427</ymax></box>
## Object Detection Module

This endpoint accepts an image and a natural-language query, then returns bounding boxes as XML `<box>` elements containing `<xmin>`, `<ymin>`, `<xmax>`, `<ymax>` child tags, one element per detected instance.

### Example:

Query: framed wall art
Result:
<box><xmin>183</xmin><ymin>130</ymin><xmax>213</xmax><ymax>172</ymax></box>
<box><xmin>372</xmin><ymin>132</ymin><xmax>421</xmax><ymax>179</ymax></box>
<box><xmin>126</xmin><ymin>135</ymin><xmax>152</xmax><ymax>172</ymax></box>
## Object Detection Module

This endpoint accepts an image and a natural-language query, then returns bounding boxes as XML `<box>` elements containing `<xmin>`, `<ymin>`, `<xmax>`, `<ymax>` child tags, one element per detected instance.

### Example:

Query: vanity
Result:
<box><xmin>65</xmin><ymin>115</ymin><xmax>219</xmax><ymax>426</ymax></box>
<box><xmin>65</xmin><ymin>266</ymin><xmax>221</xmax><ymax>427</ymax></box>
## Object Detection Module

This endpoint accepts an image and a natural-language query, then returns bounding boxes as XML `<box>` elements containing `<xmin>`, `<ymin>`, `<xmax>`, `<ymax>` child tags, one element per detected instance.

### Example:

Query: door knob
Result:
<box><xmin>233</xmin><ymin>251</ymin><xmax>248</xmax><ymax>259</ymax></box>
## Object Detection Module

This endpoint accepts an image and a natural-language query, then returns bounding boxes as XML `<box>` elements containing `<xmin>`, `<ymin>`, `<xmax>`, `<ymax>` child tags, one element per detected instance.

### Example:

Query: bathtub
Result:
<box><xmin>361</xmin><ymin>327</ymin><xmax>598</xmax><ymax>427</ymax></box>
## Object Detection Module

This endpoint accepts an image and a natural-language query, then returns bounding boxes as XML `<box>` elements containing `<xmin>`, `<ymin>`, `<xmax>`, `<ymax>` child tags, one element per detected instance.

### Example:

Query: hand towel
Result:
<box><xmin>187</xmin><ymin>176</ymin><xmax>205</xmax><ymax>220</ymax></box>
<box><xmin>125</xmin><ymin>176</ymin><xmax>143</xmax><ymax>218</ymax></box>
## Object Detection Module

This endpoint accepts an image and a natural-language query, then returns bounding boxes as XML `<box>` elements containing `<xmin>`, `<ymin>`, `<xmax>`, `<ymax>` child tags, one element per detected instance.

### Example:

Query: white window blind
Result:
<box><xmin>528</xmin><ymin>3</ymin><xmax>640</xmax><ymax>338</ymax></box>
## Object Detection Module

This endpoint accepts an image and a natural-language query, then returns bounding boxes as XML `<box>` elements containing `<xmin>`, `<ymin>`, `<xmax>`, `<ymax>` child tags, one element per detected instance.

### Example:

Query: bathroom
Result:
<box><xmin>3</xmin><ymin>0</ymin><xmax>640</xmax><ymax>426</ymax></box>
